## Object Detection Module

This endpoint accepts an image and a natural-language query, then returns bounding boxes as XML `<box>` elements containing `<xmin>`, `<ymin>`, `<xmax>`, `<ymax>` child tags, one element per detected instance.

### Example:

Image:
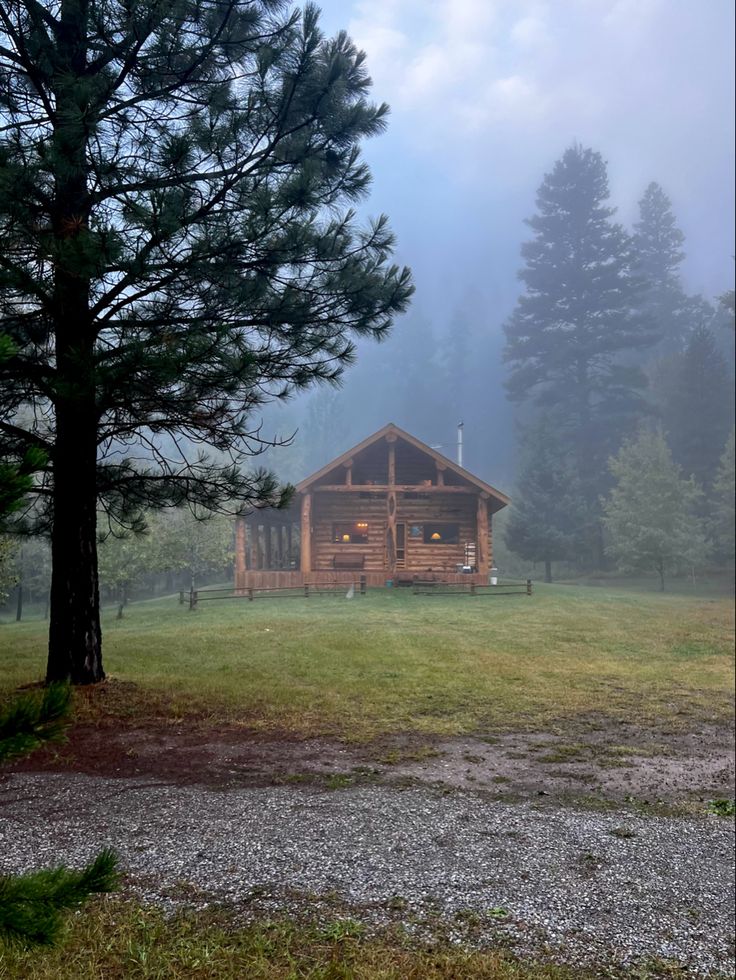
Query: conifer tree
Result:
<box><xmin>504</xmin><ymin>419</ymin><xmax>585</xmax><ymax>583</ymax></box>
<box><xmin>710</xmin><ymin>428</ymin><xmax>735</xmax><ymax>561</ymax></box>
<box><xmin>631</xmin><ymin>182</ymin><xmax>689</xmax><ymax>354</ymax></box>
<box><xmin>504</xmin><ymin>145</ymin><xmax>652</xmax><ymax>553</ymax></box>
<box><xmin>663</xmin><ymin>325</ymin><xmax>734</xmax><ymax>490</ymax></box>
<box><xmin>0</xmin><ymin>1</ymin><xmax>413</xmax><ymax>684</ymax></box>
<box><xmin>603</xmin><ymin>429</ymin><xmax>707</xmax><ymax>590</ymax></box>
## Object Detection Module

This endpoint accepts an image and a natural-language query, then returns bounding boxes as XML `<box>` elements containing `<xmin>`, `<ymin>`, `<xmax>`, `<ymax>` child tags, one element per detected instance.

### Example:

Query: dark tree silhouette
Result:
<box><xmin>0</xmin><ymin>1</ymin><xmax>413</xmax><ymax>683</ymax></box>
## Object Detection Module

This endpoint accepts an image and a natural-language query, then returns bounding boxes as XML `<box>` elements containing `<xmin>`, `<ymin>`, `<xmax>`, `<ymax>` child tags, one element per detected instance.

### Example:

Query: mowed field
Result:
<box><xmin>1</xmin><ymin>581</ymin><xmax>733</xmax><ymax>739</ymax></box>
<box><xmin>1</xmin><ymin>581</ymin><xmax>734</xmax><ymax>980</ymax></box>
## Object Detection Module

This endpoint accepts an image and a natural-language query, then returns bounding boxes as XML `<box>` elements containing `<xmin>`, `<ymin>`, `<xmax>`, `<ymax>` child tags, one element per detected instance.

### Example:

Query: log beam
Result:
<box><xmin>300</xmin><ymin>493</ymin><xmax>312</xmax><ymax>574</ymax></box>
<box><xmin>311</xmin><ymin>484</ymin><xmax>477</xmax><ymax>494</ymax></box>
<box><xmin>235</xmin><ymin>517</ymin><xmax>246</xmax><ymax>585</ymax></box>
<box><xmin>386</xmin><ymin>489</ymin><xmax>397</xmax><ymax>575</ymax></box>
<box><xmin>476</xmin><ymin>494</ymin><xmax>489</xmax><ymax>577</ymax></box>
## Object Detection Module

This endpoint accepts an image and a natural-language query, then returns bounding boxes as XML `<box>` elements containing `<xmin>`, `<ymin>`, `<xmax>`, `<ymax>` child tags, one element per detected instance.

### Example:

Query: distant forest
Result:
<box><xmin>258</xmin><ymin>145</ymin><xmax>734</xmax><ymax>580</ymax></box>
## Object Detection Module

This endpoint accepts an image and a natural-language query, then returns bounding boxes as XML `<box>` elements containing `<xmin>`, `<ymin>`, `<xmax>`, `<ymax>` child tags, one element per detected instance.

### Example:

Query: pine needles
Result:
<box><xmin>0</xmin><ymin>850</ymin><xmax>119</xmax><ymax>946</ymax></box>
<box><xmin>0</xmin><ymin>684</ymin><xmax>119</xmax><ymax>946</ymax></box>
<box><xmin>0</xmin><ymin>683</ymin><xmax>71</xmax><ymax>763</ymax></box>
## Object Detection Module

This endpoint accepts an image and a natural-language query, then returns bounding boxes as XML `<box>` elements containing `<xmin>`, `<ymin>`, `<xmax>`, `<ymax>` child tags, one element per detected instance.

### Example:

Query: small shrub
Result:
<box><xmin>707</xmin><ymin>798</ymin><xmax>735</xmax><ymax>817</ymax></box>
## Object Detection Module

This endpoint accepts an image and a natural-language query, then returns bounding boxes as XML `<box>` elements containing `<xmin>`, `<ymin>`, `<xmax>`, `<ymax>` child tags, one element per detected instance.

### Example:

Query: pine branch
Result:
<box><xmin>0</xmin><ymin>683</ymin><xmax>71</xmax><ymax>763</ymax></box>
<box><xmin>0</xmin><ymin>849</ymin><xmax>119</xmax><ymax>946</ymax></box>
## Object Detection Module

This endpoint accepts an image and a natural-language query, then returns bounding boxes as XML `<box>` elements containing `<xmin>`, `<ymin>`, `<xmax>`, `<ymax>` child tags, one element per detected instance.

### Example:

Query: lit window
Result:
<box><xmin>423</xmin><ymin>523</ymin><xmax>459</xmax><ymax>544</ymax></box>
<box><xmin>333</xmin><ymin>522</ymin><xmax>369</xmax><ymax>544</ymax></box>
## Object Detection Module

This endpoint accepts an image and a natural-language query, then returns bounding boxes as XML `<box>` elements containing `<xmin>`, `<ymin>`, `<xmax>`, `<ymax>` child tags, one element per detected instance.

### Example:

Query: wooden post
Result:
<box><xmin>435</xmin><ymin>462</ymin><xmax>445</xmax><ymax>487</ymax></box>
<box><xmin>470</xmin><ymin>582</ymin><xmax>476</xmax><ymax>595</ymax></box>
<box><xmin>300</xmin><ymin>493</ymin><xmax>312</xmax><ymax>574</ymax></box>
<box><xmin>249</xmin><ymin>523</ymin><xmax>259</xmax><ymax>571</ymax></box>
<box><xmin>488</xmin><ymin>513</ymin><xmax>493</xmax><ymax>571</ymax></box>
<box><xmin>264</xmin><ymin>523</ymin><xmax>272</xmax><ymax>569</ymax></box>
<box><xmin>235</xmin><ymin>517</ymin><xmax>246</xmax><ymax>590</ymax></box>
<box><xmin>360</xmin><ymin>574</ymin><xmax>366</xmax><ymax>595</ymax></box>
<box><xmin>527</xmin><ymin>579</ymin><xmax>532</xmax><ymax>596</ymax></box>
<box><xmin>386</xmin><ymin>434</ymin><xmax>397</xmax><ymax>577</ymax></box>
<box><xmin>386</xmin><ymin>490</ymin><xmax>397</xmax><ymax>576</ymax></box>
<box><xmin>179</xmin><ymin>590</ymin><xmax>184</xmax><ymax>605</ymax></box>
<box><xmin>248</xmin><ymin>588</ymin><xmax>254</xmax><ymax>601</ymax></box>
<box><xmin>304</xmin><ymin>583</ymin><xmax>310</xmax><ymax>597</ymax></box>
<box><xmin>344</xmin><ymin>459</ymin><xmax>353</xmax><ymax>487</ymax></box>
<box><xmin>476</xmin><ymin>494</ymin><xmax>489</xmax><ymax>577</ymax></box>
<box><xmin>189</xmin><ymin>589</ymin><xmax>197</xmax><ymax>610</ymax></box>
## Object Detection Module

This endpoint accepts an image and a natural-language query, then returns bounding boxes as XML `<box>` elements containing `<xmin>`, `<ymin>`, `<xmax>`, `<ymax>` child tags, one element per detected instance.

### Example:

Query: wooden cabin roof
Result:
<box><xmin>296</xmin><ymin>423</ymin><xmax>510</xmax><ymax>510</ymax></box>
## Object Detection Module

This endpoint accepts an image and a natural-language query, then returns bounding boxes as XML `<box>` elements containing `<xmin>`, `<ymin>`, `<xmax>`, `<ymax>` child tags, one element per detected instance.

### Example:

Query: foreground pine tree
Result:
<box><xmin>0</xmin><ymin>686</ymin><xmax>119</xmax><ymax>945</ymax></box>
<box><xmin>0</xmin><ymin>2</ymin><xmax>413</xmax><ymax>684</ymax></box>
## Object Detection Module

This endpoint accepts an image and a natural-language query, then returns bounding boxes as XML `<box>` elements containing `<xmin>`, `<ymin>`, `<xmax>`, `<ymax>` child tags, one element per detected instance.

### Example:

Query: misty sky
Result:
<box><xmin>316</xmin><ymin>0</ymin><xmax>735</xmax><ymax>325</ymax></box>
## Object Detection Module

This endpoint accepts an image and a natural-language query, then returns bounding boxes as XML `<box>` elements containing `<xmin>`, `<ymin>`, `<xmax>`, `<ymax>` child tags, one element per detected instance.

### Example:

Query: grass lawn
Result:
<box><xmin>1</xmin><ymin>582</ymin><xmax>733</xmax><ymax>739</ymax></box>
<box><xmin>0</xmin><ymin>898</ymin><xmax>654</xmax><ymax>980</ymax></box>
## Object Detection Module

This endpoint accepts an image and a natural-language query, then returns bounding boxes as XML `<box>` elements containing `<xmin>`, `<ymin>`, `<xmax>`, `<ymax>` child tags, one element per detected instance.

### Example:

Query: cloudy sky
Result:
<box><xmin>315</xmin><ymin>0</ymin><xmax>735</xmax><ymax>324</ymax></box>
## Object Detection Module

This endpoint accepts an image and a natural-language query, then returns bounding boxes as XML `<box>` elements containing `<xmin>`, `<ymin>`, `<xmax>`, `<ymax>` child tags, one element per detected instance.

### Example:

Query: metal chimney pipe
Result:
<box><xmin>457</xmin><ymin>421</ymin><xmax>464</xmax><ymax>468</ymax></box>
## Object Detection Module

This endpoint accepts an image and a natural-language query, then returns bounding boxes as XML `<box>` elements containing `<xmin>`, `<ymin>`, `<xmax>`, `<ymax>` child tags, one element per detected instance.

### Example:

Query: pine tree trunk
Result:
<box><xmin>544</xmin><ymin>560</ymin><xmax>552</xmax><ymax>583</ymax></box>
<box><xmin>45</xmin><ymin>0</ymin><xmax>103</xmax><ymax>685</ymax></box>
<box><xmin>47</xmin><ymin>409</ymin><xmax>103</xmax><ymax>683</ymax></box>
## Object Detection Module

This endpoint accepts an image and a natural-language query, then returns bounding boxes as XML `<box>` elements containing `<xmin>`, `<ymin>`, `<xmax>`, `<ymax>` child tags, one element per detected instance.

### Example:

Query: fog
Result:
<box><xmin>256</xmin><ymin>0</ymin><xmax>735</xmax><ymax>495</ymax></box>
<box><xmin>1</xmin><ymin>0</ymin><xmax>734</xmax><ymax>610</ymax></box>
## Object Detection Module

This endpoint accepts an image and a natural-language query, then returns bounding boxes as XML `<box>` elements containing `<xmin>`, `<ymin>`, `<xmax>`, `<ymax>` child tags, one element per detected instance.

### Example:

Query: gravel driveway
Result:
<box><xmin>1</xmin><ymin>772</ymin><xmax>733</xmax><ymax>976</ymax></box>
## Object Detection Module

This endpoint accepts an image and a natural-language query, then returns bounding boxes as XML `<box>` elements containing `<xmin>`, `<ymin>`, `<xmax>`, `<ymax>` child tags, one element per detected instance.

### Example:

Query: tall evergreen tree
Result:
<box><xmin>504</xmin><ymin>419</ymin><xmax>585</xmax><ymax>583</ymax></box>
<box><xmin>503</xmin><ymin>145</ymin><xmax>652</xmax><ymax>551</ymax></box>
<box><xmin>663</xmin><ymin>325</ymin><xmax>734</xmax><ymax>490</ymax></box>
<box><xmin>0</xmin><ymin>2</ymin><xmax>412</xmax><ymax>684</ymax></box>
<box><xmin>631</xmin><ymin>182</ymin><xmax>689</xmax><ymax>354</ymax></box>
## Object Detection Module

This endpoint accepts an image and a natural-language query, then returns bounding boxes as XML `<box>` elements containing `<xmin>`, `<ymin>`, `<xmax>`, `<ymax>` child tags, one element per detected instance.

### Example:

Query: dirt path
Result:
<box><xmin>8</xmin><ymin>720</ymin><xmax>734</xmax><ymax>811</ymax></box>
<box><xmin>1</xmin><ymin>770</ymin><xmax>733</xmax><ymax>977</ymax></box>
<box><xmin>3</xmin><ymin>720</ymin><xmax>735</xmax><ymax>976</ymax></box>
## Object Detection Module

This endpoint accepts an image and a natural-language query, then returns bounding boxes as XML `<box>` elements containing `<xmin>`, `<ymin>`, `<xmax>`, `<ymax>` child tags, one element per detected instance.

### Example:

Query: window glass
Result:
<box><xmin>333</xmin><ymin>522</ymin><xmax>369</xmax><ymax>544</ymax></box>
<box><xmin>422</xmin><ymin>523</ymin><xmax>459</xmax><ymax>544</ymax></box>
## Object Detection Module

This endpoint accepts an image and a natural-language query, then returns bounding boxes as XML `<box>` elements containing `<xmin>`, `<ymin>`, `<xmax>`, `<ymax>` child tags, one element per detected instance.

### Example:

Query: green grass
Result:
<box><xmin>0</xmin><ymin>898</ymin><xmax>687</xmax><ymax>980</ymax></box>
<box><xmin>1</xmin><ymin>584</ymin><xmax>733</xmax><ymax>739</ymax></box>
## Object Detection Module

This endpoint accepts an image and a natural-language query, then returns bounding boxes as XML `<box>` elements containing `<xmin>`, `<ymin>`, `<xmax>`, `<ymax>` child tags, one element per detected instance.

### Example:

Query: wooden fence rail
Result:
<box><xmin>188</xmin><ymin>577</ymin><xmax>367</xmax><ymax>609</ymax></box>
<box><xmin>186</xmin><ymin>577</ymin><xmax>532</xmax><ymax>608</ymax></box>
<box><xmin>412</xmin><ymin>579</ymin><xmax>532</xmax><ymax>597</ymax></box>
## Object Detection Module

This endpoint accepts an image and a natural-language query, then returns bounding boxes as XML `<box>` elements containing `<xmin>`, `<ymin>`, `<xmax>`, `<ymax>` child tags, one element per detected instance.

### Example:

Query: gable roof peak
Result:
<box><xmin>295</xmin><ymin>422</ymin><xmax>509</xmax><ymax>508</ymax></box>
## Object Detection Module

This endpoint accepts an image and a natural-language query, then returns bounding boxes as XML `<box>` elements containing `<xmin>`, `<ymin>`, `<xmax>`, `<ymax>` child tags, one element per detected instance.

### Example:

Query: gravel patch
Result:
<box><xmin>1</xmin><ymin>773</ymin><xmax>734</xmax><ymax>976</ymax></box>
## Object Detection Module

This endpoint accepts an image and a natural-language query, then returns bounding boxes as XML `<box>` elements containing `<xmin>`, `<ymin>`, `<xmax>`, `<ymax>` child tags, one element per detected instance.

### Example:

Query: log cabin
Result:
<box><xmin>234</xmin><ymin>423</ymin><xmax>509</xmax><ymax>589</ymax></box>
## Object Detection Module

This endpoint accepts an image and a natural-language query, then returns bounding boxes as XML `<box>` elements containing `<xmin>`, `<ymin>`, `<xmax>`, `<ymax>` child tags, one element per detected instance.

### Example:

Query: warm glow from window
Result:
<box><xmin>334</xmin><ymin>522</ymin><xmax>369</xmax><ymax>544</ymax></box>
<box><xmin>423</xmin><ymin>523</ymin><xmax>459</xmax><ymax>544</ymax></box>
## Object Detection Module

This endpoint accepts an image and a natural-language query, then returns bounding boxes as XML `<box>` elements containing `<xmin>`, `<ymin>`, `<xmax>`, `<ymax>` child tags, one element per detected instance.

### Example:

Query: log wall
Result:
<box><xmin>308</xmin><ymin>491</ymin><xmax>483</xmax><ymax>575</ymax></box>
